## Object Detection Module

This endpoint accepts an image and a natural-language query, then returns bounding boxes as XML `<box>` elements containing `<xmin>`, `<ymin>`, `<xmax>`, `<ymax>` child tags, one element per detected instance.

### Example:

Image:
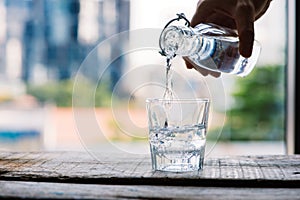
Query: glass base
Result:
<box><xmin>155</xmin><ymin>163</ymin><xmax>201</xmax><ymax>172</ymax></box>
<box><xmin>151</xmin><ymin>150</ymin><xmax>205</xmax><ymax>172</ymax></box>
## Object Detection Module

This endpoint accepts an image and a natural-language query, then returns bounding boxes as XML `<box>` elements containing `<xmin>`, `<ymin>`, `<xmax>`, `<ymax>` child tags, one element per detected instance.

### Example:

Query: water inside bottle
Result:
<box><xmin>160</xmin><ymin>24</ymin><xmax>259</xmax><ymax>77</ymax></box>
<box><xmin>191</xmin><ymin>35</ymin><xmax>241</xmax><ymax>73</ymax></box>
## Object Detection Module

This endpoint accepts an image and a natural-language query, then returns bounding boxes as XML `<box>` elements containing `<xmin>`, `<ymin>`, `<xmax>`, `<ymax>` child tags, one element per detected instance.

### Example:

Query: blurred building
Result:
<box><xmin>0</xmin><ymin>0</ymin><xmax>130</xmax><ymax>88</ymax></box>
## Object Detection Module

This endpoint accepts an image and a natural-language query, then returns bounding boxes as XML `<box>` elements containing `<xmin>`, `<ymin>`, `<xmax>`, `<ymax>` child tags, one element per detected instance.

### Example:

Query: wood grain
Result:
<box><xmin>0</xmin><ymin>181</ymin><xmax>300</xmax><ymax>200</ymax></box>
<box><xmin>0</xmin><ymin>152</ymin><xmax>299</xmax><ymax>188</ymax></box>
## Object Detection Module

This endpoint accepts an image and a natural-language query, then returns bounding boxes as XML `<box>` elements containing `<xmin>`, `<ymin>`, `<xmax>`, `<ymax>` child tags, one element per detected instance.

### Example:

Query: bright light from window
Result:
<box><xmin>6</xmin><ymin>38</ymin><xmax>22</xmax><ymax>79</ymax></box>
<box><xmin>78</xmin><ymin>0</ymin><xmax>99</xmax><ymax>44</ymax></box>
<box><xmin>0</xmin><ymin>1</ymin><xmax>6</xmax><ymax>43</ymax></box>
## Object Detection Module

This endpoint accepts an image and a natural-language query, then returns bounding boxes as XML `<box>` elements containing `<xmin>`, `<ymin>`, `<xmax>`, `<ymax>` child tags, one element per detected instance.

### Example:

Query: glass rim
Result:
<box><xmin>146</xmin><ymin>98</ymin><xmax>210</xmax><ymax>103</ymax></box>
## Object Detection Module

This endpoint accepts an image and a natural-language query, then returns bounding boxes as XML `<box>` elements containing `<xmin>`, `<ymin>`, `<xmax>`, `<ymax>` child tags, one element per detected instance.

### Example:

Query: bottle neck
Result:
<box><xmin>159</xmin><ymin>26</ymin><xmax>202</xmax><ymax>57</ymax></box>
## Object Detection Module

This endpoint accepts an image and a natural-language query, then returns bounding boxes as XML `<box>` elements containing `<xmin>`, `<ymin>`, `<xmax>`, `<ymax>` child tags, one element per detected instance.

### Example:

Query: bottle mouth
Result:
<box><xmin>159</xmin><ymin>13</ymin><xmax>191</xmax><ymax>57</ymax></box>
<box><xmin>159</xmin><ymin>26</ymin><xmax>183</xmax><ymax>57</ymax></box>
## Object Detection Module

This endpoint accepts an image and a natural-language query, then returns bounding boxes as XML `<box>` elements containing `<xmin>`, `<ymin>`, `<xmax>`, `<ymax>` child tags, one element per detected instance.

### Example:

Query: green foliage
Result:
<box><xmin>26</xmin><ymin>79</ymin><xmax>112</xmax><ymax>107</ymax></box>
<box><xmin>224</xmin><ymin>65</ymin><xmax>285</xmax><ymax>141</ymax></box>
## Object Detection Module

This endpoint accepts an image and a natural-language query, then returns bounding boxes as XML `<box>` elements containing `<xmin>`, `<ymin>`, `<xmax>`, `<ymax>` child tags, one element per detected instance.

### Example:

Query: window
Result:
<box><xmin>287</xmin><ymin>0</ymin><xmax>298</xmax><ymax>154</ymax></box>
<box><xmin>0</xmin><ymin>0</ymin><xmax>293</xmax><ymax>155</ymax></box>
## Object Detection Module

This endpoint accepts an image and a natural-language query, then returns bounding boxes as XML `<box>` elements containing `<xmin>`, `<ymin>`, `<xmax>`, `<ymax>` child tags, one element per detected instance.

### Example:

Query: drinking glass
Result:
<box><xmin>146</xmin><ymin>98</ymin><xmax>210</xmax><ymax>172</ymax></box>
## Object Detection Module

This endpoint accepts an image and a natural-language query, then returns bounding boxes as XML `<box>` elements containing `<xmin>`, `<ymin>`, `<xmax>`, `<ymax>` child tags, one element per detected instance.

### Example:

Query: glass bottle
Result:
<box><xmin>159</xmin><ymin>21</ymin><xmax>261</xmax><ymax>77</ymax></box>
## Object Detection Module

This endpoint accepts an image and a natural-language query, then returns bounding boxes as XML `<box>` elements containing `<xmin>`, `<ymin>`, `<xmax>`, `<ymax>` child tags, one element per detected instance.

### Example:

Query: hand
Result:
<box><xmin>191</xmin><ymin>0</ymin><xmax>272</xmax><ymax>57</ymax></box>
<box><xmin>186</xmin><ymin>0</ymin><xmax>272</xmax><ymax>77</ymax></box>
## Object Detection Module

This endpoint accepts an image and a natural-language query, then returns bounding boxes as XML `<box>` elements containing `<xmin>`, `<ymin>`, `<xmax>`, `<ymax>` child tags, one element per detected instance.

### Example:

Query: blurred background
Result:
<box><xmin>0</xmin><ymin>0</ymin><xmax>287</xmax><ymax>156</ymax></box>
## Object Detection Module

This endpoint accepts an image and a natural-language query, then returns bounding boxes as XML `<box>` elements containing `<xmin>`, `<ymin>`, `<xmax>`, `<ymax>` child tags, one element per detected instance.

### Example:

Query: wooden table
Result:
<box><xmin>0</xmin><ymin>151</ymin><xmax>299</xmax><ymax>199</ymax></box>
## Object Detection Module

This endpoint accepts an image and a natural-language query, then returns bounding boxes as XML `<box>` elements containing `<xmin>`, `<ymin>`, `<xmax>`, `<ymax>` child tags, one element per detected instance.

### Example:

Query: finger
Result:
<box><xmin>201</xmin><ymin>68</ymin><xmax>221</xmax><ymax>78</ymax></box>
<box><xmin>194</xmin><ymin>66</ymin><xmax>209</xmax><ymax>77</ymax></box>
<box><xmin>234</xmin><ymin>1</ymin><xmax>255</xmax><ymax>58</ymax></box>
<box><xmin>206</xmin><ymin>13</ymin><xmax>236</xmax><ymax>29</ymax></box>
<box><xmin>184</xmin><ymin>57</ymin><xmax>221</xmax><ymax>78</ymax></box>
<box><xmin>183</xmin><ymin>57</ymin><xmax>194</xmax><ymax>69</ymax></box>
<box><xmin>195</xmin><ymin>67</ymin><xmax>221</xmax><ymax>78</ymax></box>
<box><xmin>184</xmin><ymin>57</ymin><xmax>208</xmax><ymax>76</ymax></box>
<box><xmin>255</xmin><ymin>0</ymin><xmax>272</xmax><ymax>20</ymax></box>
<box><xmin>191</xmin><ymin>1</ymin><xmax>215</xmax><ymax>27</ymax></box>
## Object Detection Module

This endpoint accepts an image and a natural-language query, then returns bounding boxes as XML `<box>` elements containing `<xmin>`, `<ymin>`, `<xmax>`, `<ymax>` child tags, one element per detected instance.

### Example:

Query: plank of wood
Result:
<box><xmin>0</xmin><ymin>181</ymin><xmax>300</xmax><ymax>200</ymax></box>
<box><xmin>0</xmin><ymin>152</ymin><xmax>299</xmax><ymax>188</ymax></box>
